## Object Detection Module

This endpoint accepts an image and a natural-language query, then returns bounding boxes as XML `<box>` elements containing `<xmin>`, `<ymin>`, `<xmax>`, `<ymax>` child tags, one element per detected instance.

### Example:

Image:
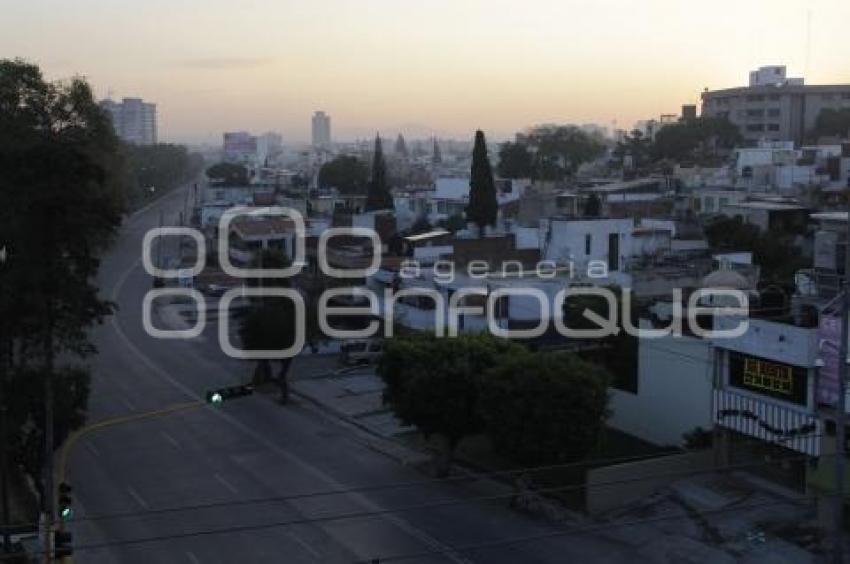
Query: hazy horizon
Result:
<box><xmin>4</xmin><ymin>0</ymin><xmax>849</xmax><ymax>144</ymax></box>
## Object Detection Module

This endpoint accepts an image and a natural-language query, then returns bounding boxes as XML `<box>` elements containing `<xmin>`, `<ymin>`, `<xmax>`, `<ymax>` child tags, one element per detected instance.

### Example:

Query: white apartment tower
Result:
<box><xmin>311</xmin><ymin>111</ymin><xmax>331</xmax><ymax>147</ymax></box>
<box><xmin>101</xmin><ymin>97</ymin><xmax>157</xmax><ymax>145</ymax></box>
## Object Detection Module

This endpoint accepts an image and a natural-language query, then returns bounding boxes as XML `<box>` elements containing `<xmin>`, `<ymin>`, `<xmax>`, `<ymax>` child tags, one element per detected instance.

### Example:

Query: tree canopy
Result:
<box><xmin>812</xmin><ymin>108</ymin><xmax>850</xmax><ymax>140</ymax></box>
<box><xmin>378</xmin><ymin>333</ymin><xmax>522</xmax><ymax>475</ymax></box>
<box><xmin>519</xmin><ymin>125</ymin><xmax>606</xmax><ymax>181</ymax></box>
<box><xmin>318</xmin><ymin>155</ymin><xmax>369</xmax><ymax>195</ymax></box>
<box><xmin>497</xmin><ymin>141</ymin><xmax>534</xmax><ymax>179</ymax></box>
<box><xmin>0</xmin><ymin>58</ymin><xmax>128</xmax><ymax>492</ymax></box>
<box><xmin>480</xmin><ymin>351</ymin><xmax>609</xmax><ymax>466</ymax></box>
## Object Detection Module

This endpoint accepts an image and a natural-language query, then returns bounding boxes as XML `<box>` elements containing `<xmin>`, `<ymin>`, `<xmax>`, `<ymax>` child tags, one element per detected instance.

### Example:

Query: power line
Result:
<box><xmin>4</xmin><ymin>425</ymin><xmax>823</xmax><ymax>533</ymax></box>
<box><xmin>2</xmin><ymin>450</ymin><xmax>830</xmax><ymax>559</ymax></box>
<box><xmin>12</xmin><ymin>470</ymin><xmax>839</xmax><ymax>562</ymax></box>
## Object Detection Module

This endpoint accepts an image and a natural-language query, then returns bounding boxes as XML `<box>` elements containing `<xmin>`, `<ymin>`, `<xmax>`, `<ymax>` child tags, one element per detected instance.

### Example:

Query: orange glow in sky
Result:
<box><xmin>4</xmin><ymin>0</ymin><xmax>849</xmax><ymax>142</ymax></box>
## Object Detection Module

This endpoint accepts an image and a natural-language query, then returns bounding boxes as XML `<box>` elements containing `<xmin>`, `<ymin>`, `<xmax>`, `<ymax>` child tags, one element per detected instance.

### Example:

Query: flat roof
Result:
<box><xmin>724</xmin><ymin>201</ymin><xmax>805</xmax><ymax>211</ymax></box>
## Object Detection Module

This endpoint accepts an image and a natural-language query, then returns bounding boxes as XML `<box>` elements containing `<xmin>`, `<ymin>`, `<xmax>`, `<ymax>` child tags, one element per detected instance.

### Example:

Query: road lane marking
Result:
<box><xmin>161</xmin><ymin>431</ymin><xmax>180</xmax><ymax>448</ymax></box>
<box><xmin>108</xmin><ymin>243</ymin><xmax>473</xmax><ymax>564</ymax></box>
<box><xmin>185</xmin><ymin>550</ymin><xmax>201</xmax><ymax>564</ymax></box>
<box><xmin>214</xmin><ymin>473</ymin><xmax>238</xmax><ymax>495</ymax></box>
<box><xmin>126</xmin><ymin>486</ymin><xmax>149</xmax><ymax>509</ymax></box>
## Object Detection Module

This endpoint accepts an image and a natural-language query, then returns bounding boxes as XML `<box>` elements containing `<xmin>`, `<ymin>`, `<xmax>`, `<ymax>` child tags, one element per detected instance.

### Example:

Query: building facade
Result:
<box><xmin>701</xmin><ymin>66</ymin><xmax>850</xmax><ymax>146</ymax></box>
<box><xmin>311</xmin><ymin>111</ymin><xmax>332</xmax><ymax>147</ymax></box>
<box><xmin>100</xmin><ymin>97</ymin><xmax>157</xmax><ymax>145</ymax></box>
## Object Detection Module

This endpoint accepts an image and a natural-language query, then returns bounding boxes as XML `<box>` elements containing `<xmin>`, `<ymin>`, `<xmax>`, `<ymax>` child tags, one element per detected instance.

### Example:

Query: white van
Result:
<box><xmin>340</xmin><ymin>339</ymin><xmax>383</xmax><ymax>365</ymax></box>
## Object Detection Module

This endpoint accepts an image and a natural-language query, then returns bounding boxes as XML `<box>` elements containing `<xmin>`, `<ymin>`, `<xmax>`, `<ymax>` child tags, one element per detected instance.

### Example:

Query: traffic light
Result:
<box><xmin>58</xmin><ymin>482</ymin><xmax>73</xmax><ymax>521</ymax></box>
<box><xmin>54</xmin><ymin>530</ymin><xmax>73</xmax><ymax>558</ymax></box>
<box><xmin>205</xmin><ymin>384</ymin><xmax>254</xmax><ymax>405</ymax></box>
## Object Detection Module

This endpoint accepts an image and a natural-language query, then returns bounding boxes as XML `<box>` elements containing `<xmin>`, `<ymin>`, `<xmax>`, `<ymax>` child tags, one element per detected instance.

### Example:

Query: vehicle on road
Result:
<box><xmin>340</xmin><ymin>338</ymin><xmax>383</xmax><ymax>365</ymax></box>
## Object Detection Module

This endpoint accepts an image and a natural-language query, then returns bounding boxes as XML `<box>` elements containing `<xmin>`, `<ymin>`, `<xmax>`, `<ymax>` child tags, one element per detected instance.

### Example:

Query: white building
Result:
<box><xmin>312</xmin><ymin>111</ymin><xmax>332</xmax><ymax>148</ymax></box>
<box><xmin>100</xmin><ymin>97</ymin><xmax>157</xmax><ymax>145</ymax></box>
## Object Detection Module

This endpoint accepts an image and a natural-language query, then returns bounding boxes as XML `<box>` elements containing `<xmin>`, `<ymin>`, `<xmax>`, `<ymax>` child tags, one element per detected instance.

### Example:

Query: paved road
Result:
<box><xmin>67</xmin><ymin>186</ymin><xmax>635</xmax><ymax>563</ymax></box>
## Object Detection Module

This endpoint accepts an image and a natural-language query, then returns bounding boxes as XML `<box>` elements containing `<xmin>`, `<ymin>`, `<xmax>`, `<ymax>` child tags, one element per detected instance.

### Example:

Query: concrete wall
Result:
<box><xmin>608</xmin><ymin>332</ymin><xmax>714</xmax><ymax>446</ymax></box>
<box><xmin>586</xmin><ymin>450</ymin><xmax>715</xmax><ymax>515</ymax></box>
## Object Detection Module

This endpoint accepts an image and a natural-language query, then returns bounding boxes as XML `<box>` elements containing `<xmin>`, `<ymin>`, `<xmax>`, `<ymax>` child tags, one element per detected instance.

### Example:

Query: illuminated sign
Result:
<box><xmin>729</xmin><ymin>352</ymin><xmax>807</xmax><ymax>406</ymax></box>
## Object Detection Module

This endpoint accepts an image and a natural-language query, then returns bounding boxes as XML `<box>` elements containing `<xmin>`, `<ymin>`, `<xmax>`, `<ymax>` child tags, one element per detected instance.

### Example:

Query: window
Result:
<box><xmin>767</xmin><ymin>123</ymin><xmax>781</xmax><ymax>132</ymax></box>
<box><xmin>704</xmin><ymin>197</ymin><xmax>715</xmax><ymax>212</ymax></box>
<box><xmin>746</xmin><ymin>94</ymin><xmax>765</xmax><ymax>102</ymax></box>
<box><xmin>746</xmin><ymin>123</ymin><xmax>765</xmax><ymax>132</ymax></box>
<box><xmin>437</xmin><ymin>201</ymin><xmax>447</xmax><ymax>214</ymax></box>
<box><xmin>767</xmin><ymin>108</ymin><xmax>781</xmax><ymax>117</ymax></box>
<box><xmin>719</xmin><ymin>197</ymin><xmax>729</xmax><ymax>207</ymax></box>
<box><xmin>842</xmin><ymin>93</ymin><xmax>850</xmax><ymax>100</ymax></box>
<box><xmin>407</xmin><ymin>199</ymin><xmax>416</xmax><ymax>211</ymax></box>
<box><xmin>747</xmin><ymin>109</ymin><xmax>764</xmax><ymax>118</ymax></box>
<box><xmin>585</xmin><ymin>234</ymin><xmax>592</xmax><ymax>255</ymax></box>
<box><xmin>768</xmin><ymin>94</ymin><xmax>781</xmax><ymax>101</ymax></box>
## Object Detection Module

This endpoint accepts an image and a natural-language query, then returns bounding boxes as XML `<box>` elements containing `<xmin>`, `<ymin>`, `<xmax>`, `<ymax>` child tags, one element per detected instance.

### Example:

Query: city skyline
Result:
<box><xmin>3</xmin><ymin>0</ymin><xmax>850</xmax><ymax>143</ymax></box>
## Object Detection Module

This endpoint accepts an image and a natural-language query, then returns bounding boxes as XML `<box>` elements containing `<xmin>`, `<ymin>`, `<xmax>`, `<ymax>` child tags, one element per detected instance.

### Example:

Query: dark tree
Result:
<box><xmin>812</xmin><ymin>108</ymin><xmax>850</xmax><ymax>140</ymax></box>
<box><xmin>480</xmin><ymin>351</ymin><xmax>609</xmax><ymax>466</ymax></box>
<box><xmin>466</xmin><ymin>130</ymin><xmax>498</xmax><ymax>237</ymax></box>
<box><xmin>0</xmin><ymin>59</ymin><xmax>127</xmax><ymax>497</ymax></box>
<box><xmin>432</xmin><ymin>137</ymin><xmax>442</xmax><ymax>164</ymax></box>
<box><xmin>239</xmin><ymin>248</ymin><xmax>297</xmax><ymax>401</ymax></box>
<box><xmin>394</xmin><ymin>133</ymin><xmax>408</xmax><ymax>157</ymax></box>
<box><xmin>497</xmin><ymin>141</ymin><xmax>534</xmax><ymax>179</ymax></box>
<box><xmin>521</xmin><ymin>125</ymin><xmax>606</xmax><ymax>180</ymax></box>
<box><xmin>378</xmin><ymin>333</ymin><xmax>523</xmax><ymax>476</ymax></box>
<box><xmin>365</xmin><ymin>134</ymin><xmax>393</xmax><ymax>211</ymax></box>
<box><xmin>318</xmin><ymin>155</ymin><xmax>369</xmax><ymax>195</ymax></box>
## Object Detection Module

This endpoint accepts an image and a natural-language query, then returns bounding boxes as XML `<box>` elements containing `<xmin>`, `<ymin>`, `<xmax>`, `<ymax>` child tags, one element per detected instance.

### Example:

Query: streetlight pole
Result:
<box><xmin>834</xmin><ymin>206</ymin><xmax>850</xmax><ymax>564</ymax></box>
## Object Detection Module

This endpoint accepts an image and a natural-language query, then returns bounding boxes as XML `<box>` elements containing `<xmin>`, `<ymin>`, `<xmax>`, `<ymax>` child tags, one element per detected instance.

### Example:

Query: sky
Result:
<box><xmin>2</xmin><ymin>0</ymin><xmax>849</xmax><ymax>144</ymax></box>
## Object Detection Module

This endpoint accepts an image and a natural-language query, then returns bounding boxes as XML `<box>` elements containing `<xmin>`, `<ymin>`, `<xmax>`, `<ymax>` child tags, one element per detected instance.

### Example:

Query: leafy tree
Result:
<box><xmin>521</xmin><ymin>125</ymin><xmax>606</xmax><ymax>180</ymax></box>
<box><xmin>6</xmin><ymin>367</ymin><xmax>90</xmax><ymax>501</ymax></box>
<box><xmin>614</xmin><ymin>129</ymin><xmax>652</xmax><ymax>172</ymax></box>
<box><xmin>703</xmin><ymin>216</ymin><xmax>805</xmax><ymax>285</ymax></box>
<box><xmin>378</xmin><ymin>333</ymin><xmax>523</xmax><ymax>476</ymax></box>
<box><xmin>497</xmin><ymin>141</ymin><xmax>534</xmax><ymax>179</ymax></box>
<box><xmin>480</xmin><ymin>351</ymin><xmax>609</xmax><ymax>466</ymax></box>
<box><xmin>366</xmin><ymin>135</ymin><xmax>393</xmax><ymax>211</ymax></box>
<box><xmin>206</xmin><ymin>161</ymin><xmax>249</xmax><ymax>186</ymax></box>
<box><xmin>652</xmin><ymin>117</ymin><xmax>741</xmax><ymax>162</ymax></box>
<box><xmin>0</xmin><ymin>59</ymin><xmax>127</xmax><ymax>497</ymax></box>
<box><xmin>239</xmin><ymin>248</ymin><xmax>297</xmax><ymax>400</ymax></box>
<box><xmin>466</xmin><ymin>130</ymin><xmax>498</xmax><ymax>237</ymax></box>
<box><xmin>812</xmin><ymin>108</ymin><xmax>850</xmax><ymax>140</ymax></box>
<box><xmin>318</xmin><ymin>155</ymin><xmax>369</xmax><ymax>195</ymax></box>
<box><xmin>126</xmin><ymin>143</ymin><xmax>203</xmax><ymax>206</ymax></box>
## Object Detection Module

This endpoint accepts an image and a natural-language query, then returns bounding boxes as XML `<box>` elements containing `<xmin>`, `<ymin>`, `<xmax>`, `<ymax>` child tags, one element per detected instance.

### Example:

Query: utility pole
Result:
<box><xmin>834</xmin><ymin>206</ymin><xmax>850</xmax><ymax>564</ymax></box>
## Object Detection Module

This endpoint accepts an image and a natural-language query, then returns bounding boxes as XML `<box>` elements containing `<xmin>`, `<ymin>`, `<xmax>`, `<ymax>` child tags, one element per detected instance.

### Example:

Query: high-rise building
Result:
<box><xmin>311</xmin><ymin>111</ymin><xmax>331</xmax><ymax>147</ymax></box>
<box><xmin>100</xmin><ymin>97</ymin><xmax>157</xmax><ymax>145</ymax></box>
<box><xmin>701</xmin><ymin>66</ymin><xmax>850</xmax><ymax>146</ymax></box>
<box><xmin>223</xmin><ymin>131</ymin><xmax>258</xmax><ymax>163</ymax></box>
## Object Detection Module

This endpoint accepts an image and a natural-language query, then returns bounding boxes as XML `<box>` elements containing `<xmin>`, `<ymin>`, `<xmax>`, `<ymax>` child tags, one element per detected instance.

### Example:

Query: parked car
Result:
<box><xmin>340</xmin><ymin>339</ymin><xmax>383</xmax><ymax>365</ymax></box>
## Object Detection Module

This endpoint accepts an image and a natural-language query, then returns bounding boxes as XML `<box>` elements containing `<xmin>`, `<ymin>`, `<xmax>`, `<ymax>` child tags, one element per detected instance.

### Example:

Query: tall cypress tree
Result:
<box><xmin>432</xmin><ymin>137</ymin><xmax>442</xmax><ymax>164</ymax></box>
<box><xmin>366</xmin><ymin>134</ymin><xmax>393</xmax><ymax>211</ymax></box>
<box><xmin>466</xmin><ymin>130</ymin><xmax>497</xmax><ymax>237</ymax></box>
